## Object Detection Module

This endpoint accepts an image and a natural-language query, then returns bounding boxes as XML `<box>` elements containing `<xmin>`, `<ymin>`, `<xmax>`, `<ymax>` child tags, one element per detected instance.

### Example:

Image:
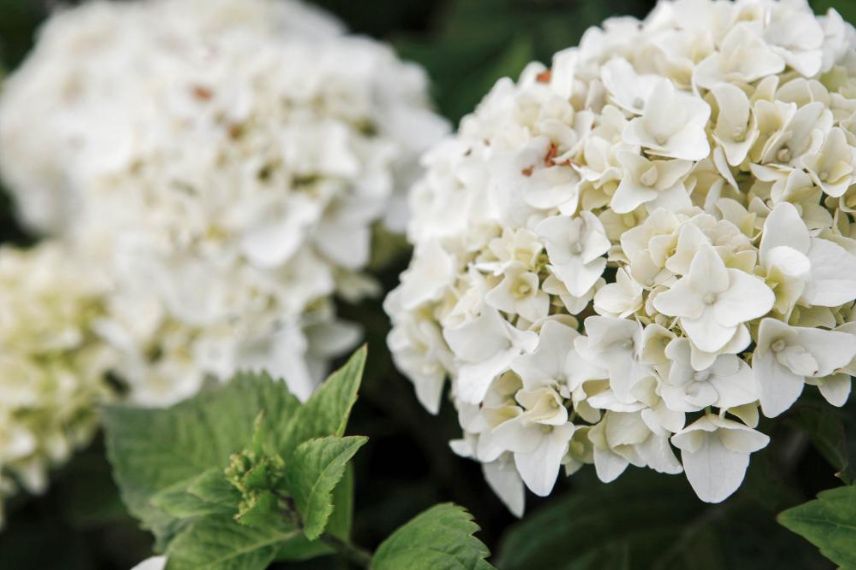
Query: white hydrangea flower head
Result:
<box><xmin>386</xmin><ymin>0</ymin><xmax>856</xmax><ymax>511</ymax></box>
<box><xmin>0</xmin><ymin>243</ymin><xmax>115</xmax><ymax>524</ymax></box>
<box><xmin>0</xmin><ymin>0</ymin><xmax>448</xmax><ymax>405</ymax></box>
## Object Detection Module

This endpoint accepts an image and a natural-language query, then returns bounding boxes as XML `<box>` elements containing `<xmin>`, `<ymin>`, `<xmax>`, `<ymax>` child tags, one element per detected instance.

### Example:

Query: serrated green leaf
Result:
<box><xmin>778</xmin><ymin>485</ymin><xmax>856</xmax><ymax>568</ymax></box>
<box><xmin>151</xmin><ymin>482</ymin><xmax>229</xmax><ymax>520</ymax></box>
<box><xmin>234</xmin><ymin>491</ymin><xmax>282</xmax><ymax>529</ymax></box>
<box><xmin>275</xmin><ymin>465</ymin><xmax>355</xmax><ymax>561</ymax></box>
<box><xmin>371</xmin><ymin>503</ymin><xmax>494</xmax><ymax>570</ymax></box>
<box><xmin>103</xmin><ymin>371</ymin><xmax>299</xmax><ymax>547</ymax></box>
<box><xmin>275</xmin><ymin>465</ymin><xmax>356</xmax><ymax>561</ymax></box>
<box><xmin>285</xmin><ymin>436</ymin><xmax>367</xmax><ymax>540</ymax></box>
<box><xmin>165</xmin><ymin>514</ymin><xmax>300</xmax><ymax>570</ymax></box>
<box><xmin>150</xmin><ymin>469</ymin><xmax>239</xmax><ymax>521</ymax></box>
<box><xmin>279</xmin><ymin>347</ymin><xmax>366</xmax><ymax>461</ymax></box>
<box><xmin>187</xmin><ymin>468</ymin><xmax>241</xmax><ymax>506</ymax></box>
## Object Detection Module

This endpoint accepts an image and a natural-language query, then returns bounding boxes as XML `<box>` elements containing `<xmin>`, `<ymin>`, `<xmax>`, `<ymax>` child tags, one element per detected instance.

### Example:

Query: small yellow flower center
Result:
<box><xmin>514</xmin><ymin>280</ymin><xmax>533</xmax><ymax>298</ymax></box>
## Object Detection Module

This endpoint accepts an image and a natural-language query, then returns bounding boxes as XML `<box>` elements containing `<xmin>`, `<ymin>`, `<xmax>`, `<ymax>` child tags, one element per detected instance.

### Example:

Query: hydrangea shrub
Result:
<box><xmin>0</xmin><ymin>0</ymin><xmax>447</xmax><ymax>405</ymax></box>
<box><xmin>0</xmin><ymin>243</ymin><xmax>114</xmax><ymax>524</ymax></box>
<box><xmin>386</xmin><ymin>0</ymin><xmax>856</xmax><ymax>512</ymax></box>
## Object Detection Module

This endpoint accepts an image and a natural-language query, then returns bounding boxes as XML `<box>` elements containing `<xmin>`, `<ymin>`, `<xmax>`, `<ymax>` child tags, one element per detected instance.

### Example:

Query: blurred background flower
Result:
<box><xmin>0</xmin><ymin>0</ymin><xmax>447</xmax><ymax>407</ymax></box>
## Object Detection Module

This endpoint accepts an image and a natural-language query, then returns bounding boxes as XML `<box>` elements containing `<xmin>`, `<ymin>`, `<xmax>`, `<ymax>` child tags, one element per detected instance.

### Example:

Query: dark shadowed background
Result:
<box><xmin>0</xmin><ymin>1</ymin><xmax>853</xmax><ymax>568</ymax></box>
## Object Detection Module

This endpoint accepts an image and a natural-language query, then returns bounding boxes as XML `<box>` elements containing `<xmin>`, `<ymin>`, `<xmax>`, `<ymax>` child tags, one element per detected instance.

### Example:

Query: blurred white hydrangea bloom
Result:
<box><xmin>0</xmin><ymin>0</ymin><xmax>447</xmax><ymax>405</ymax></box>
<box><xmin>0</xmin><ymin>243</ymin><xmax>114</xmax><ymax>524</ymax></box>
<box><xmin>386</xmin><ymin>0</ymin><xmax>856</xmax><ymax>511</ymax></box>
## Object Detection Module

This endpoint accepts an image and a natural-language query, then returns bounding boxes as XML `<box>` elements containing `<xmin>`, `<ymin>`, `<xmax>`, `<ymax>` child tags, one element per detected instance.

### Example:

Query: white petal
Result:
<box><xmin>550</xmin><ymin>257</ymin><xmax>606</xmax><ymax>298</ymax></box>
<box><xmin>652</xmin><ymin>278</ymin><xmax>705</xmax><ymax>319</ymax></box>
<box><xmin>444</xmin><ymin>307</ymin><xmax>509</xmax><ymax>363</ymax></box>
<box><xmin>718</xmin><ymin>424</ymin><xmax>770</xmax><ymax>455</ymax></box>
<box><xmin>399</xmin><ymin>241</ymin><xmax>456</xmax><ymax>309</ymax></box>
<box><xmin>690</xmin><ymin>324</ymin><xmax>750</xmax><ymax>371</ymax></box>
<box><xmin>511</xmin><ymin>320</ymin><xmax>578</xmax><ymax>390</ymax></box>
<box><xmin>514</xmin><ymin>423</ymin><xmax>574</xmax><ymax>496</ymax></box>
<box><xmin>708</xmin><ymin>357</ymin><xmax>758</xmax><ymax>409</ymax></box>
<box><xmin>687</xmin><ymin>244</ymin><xmax>730</xmax><ymax>295</ymax></box>
<box><xmin>611</xmin><ymin>179</ymin><xmax>656</xmax><ymax>214</ymax></box>
<box><xmin>713</xmin><ymin>269</ymin><xmax>774</xmax><ymax>327</ymax></box>
<box><xmin>817</xmin><ymin>374</ymin><xmax>852</xmax><ymax>407</ymax></box>
<box><xmin>457</xmin><ymin>348</ymin><xmax>519</xmax><ymax>405</ymax></box>
<box><xmin>412</xmin><ymin>372</ymin><xmax>446</xmax><ymax>415</ymax></box>
<box><xmin>682</xmin><ymin>310</ymin><xmax>738</xmax><ymax>353</ymax></box>
<box><xmin>483</xmin><ymin>460</ymin><xmax>525</xmax><ymax>517</ymax></box>
<box><xmin>636</xmin><ymin>434</ymin><xmax>683</xmax><ymax>474</ymax></box>
<box><xmin>753</xmin><ymin>349</ymin><xmax>804</xmax><ymax>418</ymax></box>
<box><xmin>604</xmin><ymin>411</ymin><xmax>649</xmax><ymax>447</ymax></box>
<box><xmin>580</xmin><ymin>212</ymin><xmax>611</xmax><ymax>261</ymax></box>
<box><xmin>593</xmin><ymin>446</ymin><xmax>629</xmax><ymax>483</ymax></box>
<box><xmin>760</xmin><ymin>202</ymin><xmax>810</xmax><ymax>265</ymax></box>
<box><xmin>131</xmin><ymin>558</ymin><xmax>167</xmax><ymax>570</ymax></box>
<box><xmin>489</xmin><ymin>417</ymin><xmax>541</xmax><ymax>454</ymax></box>
<box><xmin>676</xmin><ymin>433</ymin><xmax>751</xmax><ymax>503</ymax></box>
<box><xmin>794</xmin><ymin>327</ymin><xmax>856</xmax><ymax>377</ymax></box>
<box><xmin>314</xmin><ymin>220</ymin><xmax>371</xmax><ymax>269</ymax></box>
<box><xmin>803</xmin><ymin>237</ymin><xmax>856</xmax><ymax>307</ymax></box>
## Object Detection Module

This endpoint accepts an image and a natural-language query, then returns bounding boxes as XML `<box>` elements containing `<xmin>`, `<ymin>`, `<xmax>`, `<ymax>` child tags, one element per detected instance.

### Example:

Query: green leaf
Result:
<box><xmin>812</xmin><ymin>0</ymin><xmax>856</xmax><ymax>23</ymax></box>
<box><xmin>188</xmin><ymin>468</ymin><xmax>242</xmax><ymax>506</ymax></box>
<box><xmin>165</xmin><ymin>514</ymin><xmax>300</xmax><ymax>570</ymax></box>
<box><xmin>778</xmin><ymin>485</ymin><xmax>856</xmax><ymax>568</ymax></box>
<box><xmin>496</xmin><ymin>465</ymin><xmax>836</xmax><ymax>570</ymax></box>
<box><xmin>279</xmin><ymin>347</ymin><xmax>366</xmax><ymax>461</ymax></box>
<box><xmin>285</xmin><ymin>436</ymin><xmax>367</xmax><ymax>540</ymax></box>
<box><xmin>151</xmin><ymin>482</ymin><xmax>229</xmax><ymax>520</ymax></box>
<box><xmin>103</xmin><ymin>371</ymin><xmax>299</xmax><ymax>546</ymax></box>
<box><xmin>105</xmin><ymin>349</ymin><xmax>368</xmax><ymax>566</ymax></box>
<box><xmin>371</xmin><ymin>503</ymin><xmax>494</xmax><ymax>570</ymax></box>
<box><xmin>326</xmin><ymin>463</ymin><xmax>356</xmax><ymax>540</ymax></box>
<box><xmin>497</xmin><ymin>471</ymin><xmax>707</xmax><ymax>570</ymax></box>
<box><xmin>233</xmin><ymin>491</ymin><xmax>282</xmax><ymax>530</ymax></box>
<box><xmin>393</xmin><ymin>0</ymin><xmax>648</xmax><ymax>123</ymax></box>
<box><xmin>151</xmin><ymin>469</ymin><xmax>239</xmax><ymax>520</ymax></box>
<box><xmin>275</xmin><ymin>464</ymin><xmax>356</xmax><ymax>562</ymax></box>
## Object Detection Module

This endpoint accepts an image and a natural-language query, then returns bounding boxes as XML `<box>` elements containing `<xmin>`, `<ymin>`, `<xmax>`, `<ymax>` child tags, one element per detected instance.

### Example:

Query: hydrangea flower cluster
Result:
<box><xmin>386</xmin><ymin>0</ymin><xmax>856</xmax><ymax>512</ymax></box>
<box><xmin>0</xmin><ymin>0</ymin><xmax>447</xmax><ymax>405</ymax></box>
<box><xmin>0</xmin><ymin>243</ymin><xmax>114</xmax><ymax>524</ymax></box>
